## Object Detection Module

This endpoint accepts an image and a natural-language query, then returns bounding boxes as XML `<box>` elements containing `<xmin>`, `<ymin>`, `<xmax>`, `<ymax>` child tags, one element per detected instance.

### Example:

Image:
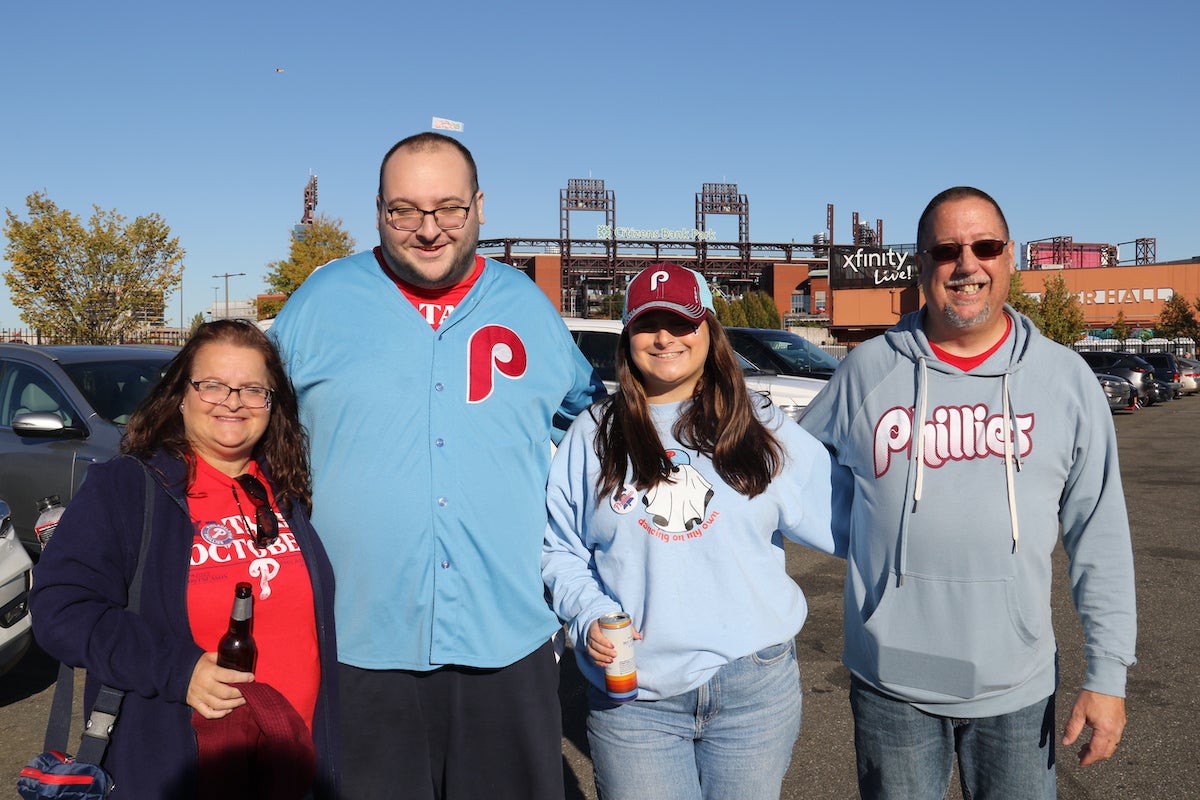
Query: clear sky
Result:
<box><xmin>2</xmin><ymin>0</ymin><xmax>1196</xmax><ymax>328</ymax></box>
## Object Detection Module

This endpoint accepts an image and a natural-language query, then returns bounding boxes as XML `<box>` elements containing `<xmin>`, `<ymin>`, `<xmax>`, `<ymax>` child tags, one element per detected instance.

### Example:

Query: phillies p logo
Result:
<box><xmin>467</xmin><ymin>325</ymin><xmax>528</xmax><ymax>403</ymax></box>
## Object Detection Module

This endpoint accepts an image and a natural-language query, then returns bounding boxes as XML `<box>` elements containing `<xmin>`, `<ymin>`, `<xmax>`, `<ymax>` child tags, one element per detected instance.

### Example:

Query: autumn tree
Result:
<box><xmin>1036</xmin><ymin>273</ymin><xmax>1086</xmax><ymax>345</ymax></box>
<box><xmin>265</xmin><ymin>215</ymin><xmax>355</xmax><ymax>299</ymax></box>
<box><xmin>1007</xmin><ymin>270</ymin><xmax>1041</xmax><ymax>323</ymax></box>
<box><xmin>1155</xmin><ymin>293</ymin><xmax>1200</xmax><ymax>340</ymax></box>
<box><xmin>1111</xmin><ymin>309</ymin><xmax>1132</xmax><ymax>342</ymax></box>
<box><xmin>3</xmin><ymin>192</ymin><xmax>184</xmax><ymax>344</ymax></box>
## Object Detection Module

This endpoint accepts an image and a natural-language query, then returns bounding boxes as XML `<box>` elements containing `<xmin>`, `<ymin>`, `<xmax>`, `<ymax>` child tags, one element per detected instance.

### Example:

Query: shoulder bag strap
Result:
<box><xmin>44</xmin><ymin>463</ymin><xmax>156</xmax><ymax>763</ymax></box>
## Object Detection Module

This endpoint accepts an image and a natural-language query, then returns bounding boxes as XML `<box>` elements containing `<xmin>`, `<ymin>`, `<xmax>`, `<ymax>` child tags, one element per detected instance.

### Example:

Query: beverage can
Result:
<box><xmin>599</xmin><ymin>612</ymin><xmax>638</xmax><ymax>703</ymax></box>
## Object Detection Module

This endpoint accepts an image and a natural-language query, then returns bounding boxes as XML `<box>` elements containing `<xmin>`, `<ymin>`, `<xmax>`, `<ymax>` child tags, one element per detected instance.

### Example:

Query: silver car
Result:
<box><xmin>563</xmin><ymin>318</ymin><xmax>826</xmax><ymax>421</ymax></box>
<box><xmin>0</xmin><ymin>500</ymin><xmax>32</xmax><ymax>675</ymax></box>
<box><xmin>0</xmin><ymin>344</ymin><xmax>176</xmax><ymax>555</ymax></box>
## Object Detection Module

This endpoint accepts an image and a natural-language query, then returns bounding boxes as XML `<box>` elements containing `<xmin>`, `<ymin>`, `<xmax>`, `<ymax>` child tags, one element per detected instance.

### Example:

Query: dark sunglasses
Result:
<box><xmin>628</xmin><ymin>317</ymin><xmax>701</xmax><ymax>337</ymax></box>
<box><xmin>922</xmin><ymin>239</ymin><xmax>1007</xmax><ymax>263</ymax></box>
<box><xmin>233</xmin><ymin>474</ymin><xmax>279</xmax><ymax>548</ymax></box>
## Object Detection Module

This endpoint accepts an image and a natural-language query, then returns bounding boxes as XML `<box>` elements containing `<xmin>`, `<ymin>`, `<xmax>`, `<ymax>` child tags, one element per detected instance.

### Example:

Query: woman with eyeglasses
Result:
<box><xmin>31</xmin><ymin>320</ymin><xmax>339</xmax><ymax>799</ymax></box>
<box><xmin>542</xmin><ymin>263</ymin><xmax>842</xmax><ymax>800</ymax></box>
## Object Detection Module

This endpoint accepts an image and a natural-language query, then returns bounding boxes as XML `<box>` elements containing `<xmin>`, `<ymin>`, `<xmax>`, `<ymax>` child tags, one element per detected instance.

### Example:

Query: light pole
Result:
<box><xmin>212</xmin><ymin>272</ymin><xmax>246</xmax><ymax>320</ymax></box>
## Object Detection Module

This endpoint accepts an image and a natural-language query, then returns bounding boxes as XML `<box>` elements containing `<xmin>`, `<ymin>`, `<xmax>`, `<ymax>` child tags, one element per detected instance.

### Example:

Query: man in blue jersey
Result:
<box><xmin>272</xmin><ymin>132</ymin><xmax>604</xmax><ymax>799</ymax></box>
<box><xmin>800</xmin><ymin>186</ymin><xmax>1136</xmax><ymax>799</ymax></box>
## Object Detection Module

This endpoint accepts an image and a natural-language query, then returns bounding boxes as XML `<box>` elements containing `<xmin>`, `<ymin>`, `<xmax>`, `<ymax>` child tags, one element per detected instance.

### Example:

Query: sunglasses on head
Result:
<box><xmin>922</xmin><ymin>239</ymin><xmax>1007</xmax><ymax>263</ymax></box>
<box><xmin>233</xmin><ymin>474</ymin><xmax>279</xmax><ymax>549</ymax></box>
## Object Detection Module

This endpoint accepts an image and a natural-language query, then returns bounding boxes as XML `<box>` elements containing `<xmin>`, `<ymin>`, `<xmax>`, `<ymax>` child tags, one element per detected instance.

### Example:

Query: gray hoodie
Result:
<box><xmin>800</xmin><ymin>306</ymin><xmax>1136</xmax><ymax>717</ymax></box>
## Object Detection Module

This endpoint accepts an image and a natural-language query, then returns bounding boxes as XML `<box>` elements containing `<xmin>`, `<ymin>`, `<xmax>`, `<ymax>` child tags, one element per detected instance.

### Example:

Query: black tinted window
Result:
<box><xmin>62</xmin><ymin>357</ymin><xmax>172</xmax><ymax>424</ymax></box>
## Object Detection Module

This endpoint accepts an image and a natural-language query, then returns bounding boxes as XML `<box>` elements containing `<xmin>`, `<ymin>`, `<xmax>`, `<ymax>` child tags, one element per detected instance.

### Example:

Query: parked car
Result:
<box><xmin>725</xmin><ymin>327</ymin><xmax>842</xmax><ymax>380</ymax></box>
<box><xmin>1139</xmin><ymin>351</ymin><xmax>1184</xmax><ymax>398</ymax></box>
<box><xmin>1176</xmin><ymin>357</ymin><xmax>1200</xmax><ymax>394</ymax></box>
<box><xmin>0</xmin><ymin>344</ymin><xmax>176</xmax><ymax>555</ymax></box>
<box><xmin>1144</xmin><ymin>375</ymin><xmax>1176</xmax><ymax>405</ymax></box>
<box><xmin>0</xmin><ymin>499</ymin><xmax>33</xmax><ymax>675</ymax></box>
<box><xmin>1095</xmin><ymin>373</ymin><xmax>1137</xmax><ymax>411</ymax></box>
<box><xmin>1076</xmin><ymin>351</ymin><xmax>1158</xmax><ymax>406</ymax></box>
<box><xmin>563</xmin><ymin>318</ymin><xmax>826</xmax><ymax>421</ymax></box>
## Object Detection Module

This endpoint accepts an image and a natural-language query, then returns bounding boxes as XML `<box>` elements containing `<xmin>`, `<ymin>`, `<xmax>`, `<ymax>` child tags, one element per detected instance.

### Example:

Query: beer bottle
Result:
<box><xmin>216</xmin><ymin>582</ymin><xmax>257</xmax><ymax>672</ymax></box>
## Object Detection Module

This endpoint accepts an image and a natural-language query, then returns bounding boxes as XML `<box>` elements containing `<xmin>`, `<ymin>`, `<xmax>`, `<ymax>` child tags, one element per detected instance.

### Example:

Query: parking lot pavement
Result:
<box><xmin>3</xmin><ymin>398</ymin><xmax>1199</xmax><ymax>798</ymax></box>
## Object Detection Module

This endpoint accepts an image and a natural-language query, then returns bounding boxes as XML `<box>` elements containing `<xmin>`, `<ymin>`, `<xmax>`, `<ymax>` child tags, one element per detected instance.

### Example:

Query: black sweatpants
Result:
<box><xmin>338</xmin><ymin>640</ymin><xmax>565</xmax><ymax>800</ymax></box>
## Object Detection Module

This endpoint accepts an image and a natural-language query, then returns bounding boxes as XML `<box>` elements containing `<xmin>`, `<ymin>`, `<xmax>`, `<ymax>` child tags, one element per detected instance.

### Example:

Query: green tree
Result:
<box><xmin>3</xmin><ymin>192</ymin><xmax>185</xmax><ymax>344</ymax></box>
<box><xmin>265</xmin><ymin>215</ymin><xmax>355</xmax><ymax>298</ymax></box>
<box><xmin>595</xmin><ymin>292</ymin><xmax>624</xmax><ymax>320</ymax></box>
<box><xmin>1036</xmin><ymin>274</ymin><xmax>1086</xmax><ymax>345</ymax></box>
<box><xmin>1155</xmin><ymin>293</ymin><xmax>1200</xmax><ymax>340</ymax></box>
<box><xmin>1111</xmin><ymin>309</ymin><xmax>1132</xmax><ymax>342</ymax></box>
<box><xmin>715</xmin><ymin>295</ymin><xmax>748</xmax><ymax>327</ymax></box>
<box><xmin>189</xmin><ymin>312</ymin><xmax>207</xmax><ymax>332</ymax></box>
<box><xmin>1007</xmin><ymin>270</ymin><xmax>1040</xmax><ymax>323</ymax></box>
<box><xmin>743</xmin><ymin>292</ymin><xmax>782</xmax><ymax>328</ymax></box>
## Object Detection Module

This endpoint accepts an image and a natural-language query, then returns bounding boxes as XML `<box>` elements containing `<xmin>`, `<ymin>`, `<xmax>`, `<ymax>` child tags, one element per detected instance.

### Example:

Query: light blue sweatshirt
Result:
<box><xmin>800</xmin><ymin>307</ymin><xmax>1137</xmax><ymax>717</ymax></box>
<box><xmin>543</xmin><ymin>397</ymin><xmax>839</xmax><ymax>701</ymax></box>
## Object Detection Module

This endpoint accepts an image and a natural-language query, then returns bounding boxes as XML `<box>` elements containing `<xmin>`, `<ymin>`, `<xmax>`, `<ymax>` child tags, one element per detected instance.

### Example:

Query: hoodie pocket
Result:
<box><xmin>861</xmin><ymin>572</ymin><xmax>1040</xmax><ymax>701</ymax></box>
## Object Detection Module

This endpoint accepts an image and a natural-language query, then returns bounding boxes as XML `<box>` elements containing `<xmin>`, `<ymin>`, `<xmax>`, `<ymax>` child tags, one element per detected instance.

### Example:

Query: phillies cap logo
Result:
<box><xmin>623</xmin><ymin>262</ymin><xmax>713</xmax><ymax>325</ymax></box>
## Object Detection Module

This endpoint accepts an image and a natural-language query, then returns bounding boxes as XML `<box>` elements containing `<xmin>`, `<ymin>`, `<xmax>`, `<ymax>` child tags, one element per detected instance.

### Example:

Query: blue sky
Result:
<box><xmin>2</xmin><ymin>0</ymin><xmax>1196</xmax><ymax>328</ymax></box>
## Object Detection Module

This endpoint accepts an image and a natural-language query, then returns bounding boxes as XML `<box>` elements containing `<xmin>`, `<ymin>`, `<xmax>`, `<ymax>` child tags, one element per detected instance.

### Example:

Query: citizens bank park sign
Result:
<box><xmin>830</xmin><ymin>247</ymin><xmax>917</xmax><ymax>289</ymax></box>
<box><xmin>596</xmin><ymin>225</ymin><xmax>716</xmax><ymax>241</ymax></box>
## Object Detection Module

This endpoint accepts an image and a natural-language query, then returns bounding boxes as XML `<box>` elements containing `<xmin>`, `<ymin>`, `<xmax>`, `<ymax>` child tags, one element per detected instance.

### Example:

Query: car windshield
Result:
<box><xmin>61</xmin><ymin>356</ymin><xmax>174</xmax><ymax>425</ymax></box>
<box><xmin>745</xmin><ymin>331</ymin><xmax>841</xmax><ymax>371</ymax></box>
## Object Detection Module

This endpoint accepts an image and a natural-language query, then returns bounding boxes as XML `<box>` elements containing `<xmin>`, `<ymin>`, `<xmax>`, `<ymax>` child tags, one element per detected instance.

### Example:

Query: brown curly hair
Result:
<box><xmin>122</xmin><ymin>319</ymin><xmax>311</xmax><ymax>511</ymax></box>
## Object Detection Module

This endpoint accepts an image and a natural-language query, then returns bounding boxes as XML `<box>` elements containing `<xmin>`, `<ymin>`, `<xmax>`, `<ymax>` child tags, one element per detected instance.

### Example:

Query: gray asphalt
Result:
<box><xmin>3</xmin><ymin>396</ymin><xmax>1197</xmax><ymax>799</ymax></box>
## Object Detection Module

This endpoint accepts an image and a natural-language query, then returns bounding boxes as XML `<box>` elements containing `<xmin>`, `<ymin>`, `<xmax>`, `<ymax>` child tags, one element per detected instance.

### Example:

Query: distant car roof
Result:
<box><xmin>0</xmin><ymin>344</ymin><xmax>179</xmax><ymax>365</ymax></box>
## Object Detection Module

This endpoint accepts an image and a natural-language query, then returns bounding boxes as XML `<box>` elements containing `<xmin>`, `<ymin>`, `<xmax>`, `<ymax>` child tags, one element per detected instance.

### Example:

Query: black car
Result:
<box><xmin>1138</xmin><ymin>351</ymin><xmax>1183</xmax><ymax>398</ymax></box>
<box><xmin>0</xmin><ymin>344</ymin><xmax>176</xmax><ymax>554</ymax></box>
<box><xmin>726</xmin><ymin>328</ymin><xmax>841</xmax><ymax>380</ymax></box>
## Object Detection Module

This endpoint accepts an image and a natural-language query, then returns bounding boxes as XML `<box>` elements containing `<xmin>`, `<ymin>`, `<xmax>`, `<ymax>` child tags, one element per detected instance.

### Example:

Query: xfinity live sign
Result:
<box><xmin>830</xmin><ymin>246</ymin><xmax>917</xmax><ymax>289</ymax></box>
<box><xmin>597</xmin><ymin>225</ymin><xmax>716</xmax><ymax>241</ymax></box>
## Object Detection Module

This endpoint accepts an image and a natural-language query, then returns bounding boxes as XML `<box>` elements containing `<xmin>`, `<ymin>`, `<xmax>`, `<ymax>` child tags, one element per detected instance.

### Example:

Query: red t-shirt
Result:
<box><xmin>929</xmin><ymin>314</ymin><xmax>1013</xmax><ymax>372</ymax></box>
<box><xmin>186</xmin><ymin>456</ymin><xmax>320</xmax><ymax>729</ymax></box>
<box><xmin>375</xmin><ymin>248</ymin><xmax>484</xmax><ymax>329</ymax></box>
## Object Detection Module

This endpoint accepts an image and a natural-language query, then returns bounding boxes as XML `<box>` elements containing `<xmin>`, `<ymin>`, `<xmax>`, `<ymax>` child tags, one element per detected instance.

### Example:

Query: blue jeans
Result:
<box><xmin>850</xmin><ymin>677</ymin><xmax>1056</xmax><ymax>800</ymax></box>
<box><xmin>586</xmin><ymin>640</ymin><xmax>802</xmax><ymax>800</ymax></box>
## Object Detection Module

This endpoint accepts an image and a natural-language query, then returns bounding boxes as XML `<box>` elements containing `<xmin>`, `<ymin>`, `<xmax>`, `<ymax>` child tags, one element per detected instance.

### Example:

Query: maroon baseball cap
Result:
<box><xmin>622</xmin><ymin>263</ymin><xmax>715</xmax><ymax>326</ymax></box>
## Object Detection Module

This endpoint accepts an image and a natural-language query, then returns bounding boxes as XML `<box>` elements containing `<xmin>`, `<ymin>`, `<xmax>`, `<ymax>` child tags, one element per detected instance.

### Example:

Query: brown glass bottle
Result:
<box><xmin>216</xmin><ymin>582</ymin><xmax>257</xmax><ymax>672</ymax></box>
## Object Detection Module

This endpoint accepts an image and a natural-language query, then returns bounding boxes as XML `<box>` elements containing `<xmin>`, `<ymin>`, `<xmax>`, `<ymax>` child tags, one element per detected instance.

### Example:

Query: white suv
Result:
<box><xmin>563</xmin><ymin>317</ymin><xmax>825</xmax><ymax>421</ymax></box>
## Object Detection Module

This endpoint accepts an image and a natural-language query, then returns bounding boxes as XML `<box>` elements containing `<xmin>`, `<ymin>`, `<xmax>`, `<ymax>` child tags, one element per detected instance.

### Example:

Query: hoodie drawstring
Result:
<box><xmin>898</xmin><ymin>357</ymin><xmax>930</xmax><ymax>586</ymax></box>
<box><xmin>899</xmin><ymin>358</ymin><xmax>1021</xmax><ymax>586</ymax></box>
<box><xmin>1002</xmin><ymin>372</ymin><xmax>1021</xmax><ymax>553</ymax></box>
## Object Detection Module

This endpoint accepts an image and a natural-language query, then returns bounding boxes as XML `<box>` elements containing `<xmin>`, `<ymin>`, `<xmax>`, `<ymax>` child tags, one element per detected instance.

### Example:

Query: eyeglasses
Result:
<box><xmin>384</xmin><ymin>197</ymin><xmax>475</xmax><ymax>231</ymax></box>
<box><xmin>629</xmin><ymin>318</ymin><xmax>701</xmax><ymax>337</ymax></box>
<box><xmin>921</xmin><ymin>239</ymin><xmax>1007</xmax><ymax>263</ymax></box>
<box><xmin>233</xmin><ymin>474</ymin><xmax>279</xmax><ymax>549</ymax></box>
<box><xmin>189</xmin><ymin>380</ymin><xmax>273</xmax><ymax>409</ymax></box>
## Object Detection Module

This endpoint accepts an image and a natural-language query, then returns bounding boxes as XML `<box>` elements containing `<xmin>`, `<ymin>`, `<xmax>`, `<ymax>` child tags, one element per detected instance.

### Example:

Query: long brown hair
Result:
<box><xmin>593</xmin><ymin>312</ymin><xmax>783</xmax><ymax>502</ymax></box>
<box><xmin>123</xmin><ymin>320</ymin><xmax>311</xmax><ymax>511</ymax></box>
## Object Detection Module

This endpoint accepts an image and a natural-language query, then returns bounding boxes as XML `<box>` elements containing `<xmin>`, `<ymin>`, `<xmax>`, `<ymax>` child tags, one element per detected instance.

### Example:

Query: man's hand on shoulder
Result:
<box><xmin>1062</xmin><ymin>689</ymin><xmax>1126</xmax><ymax>766</ymax></box>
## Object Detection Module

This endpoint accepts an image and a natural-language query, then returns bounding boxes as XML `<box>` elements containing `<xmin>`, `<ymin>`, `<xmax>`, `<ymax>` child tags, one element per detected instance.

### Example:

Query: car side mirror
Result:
<box><xmin>11</xmin><ymin>411</ymin><xmax>83</xmax><ymax>439</ymax></box>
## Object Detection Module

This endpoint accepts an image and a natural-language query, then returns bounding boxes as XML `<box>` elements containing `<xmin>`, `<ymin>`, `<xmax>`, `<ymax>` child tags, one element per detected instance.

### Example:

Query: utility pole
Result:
<box><xmin>212</xmin><ymin>272</ymin><xmax>246</xmax><ymax>320</ymax></box>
